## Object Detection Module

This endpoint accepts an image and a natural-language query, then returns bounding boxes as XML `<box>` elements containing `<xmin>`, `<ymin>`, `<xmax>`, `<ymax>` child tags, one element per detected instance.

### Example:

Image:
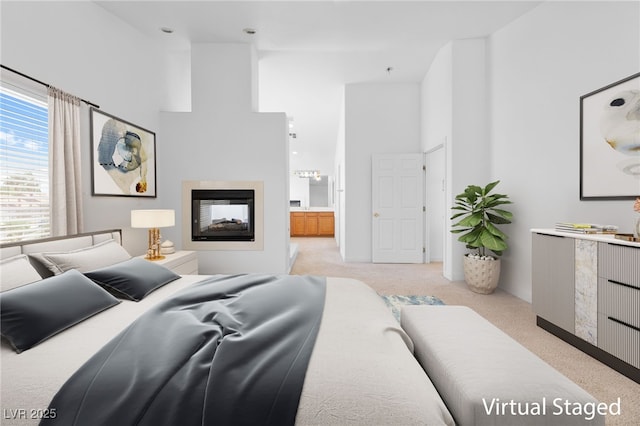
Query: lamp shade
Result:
<box><xmin>131</xmin><ymin>209</ymin><xmax>175</xmax><ymax>228</ymax></box>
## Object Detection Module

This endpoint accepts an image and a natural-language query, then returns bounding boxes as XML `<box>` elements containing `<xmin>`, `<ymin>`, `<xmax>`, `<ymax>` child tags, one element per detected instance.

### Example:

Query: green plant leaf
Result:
<box><xmin>450</xmin><ymin>228</ymin><xmax>468</xmax><ymax>234</ymax></box>
<box><xmin>480</xmin><ymin>229</ymin><xmax>507</xmax><ymax>252</ymax></box>
<box><xmin>486</xmin><ymin>212</ymin><xmax>512</xmax><ymax>224</ymax></box>
<box><xmin>465</xmin><ymin>186</ymin><xmax>481</xmax><ymax>199</ymax></box>
<box><xmin>451</xmin><ymin>204</ymin><xmax>470</xmax><ymax>210</ymax></box>
<box><xmin>483</xmin><ymin>195</ymin><xmax>510</xmax><ymax>208</ymax></box>
<box><xmin>458</xmin><ymin>227</ymin><xmax>482</xmax><ymax>245</ymax></box>
<box><xmin>451</xmin><ymin>212</ymin><xmax>471</xmax><ymax>221</ymax></box>
<box><xmin>483</xmin><ymin>180</ymin><xmax>500</xmax><ymax>194</ymax></box>
<box><xmin>485</xmin><ymin>221</ymin><xmax>507</xmax><ymax>239</ymax></box>
<box><xmin>487</xmin><ymin>200</ymin><xmax>512</xmax><ymax>209</ymax></box>
<box><xmin>456</xmin><ymin>212</ymin><xmax>483</xmax><ymax>227</ymax></box>
<box><xmin>450</xmin><ymin>180</ymin><xmax>512</xmax><ymax>256</ymax></box>
<box><xmin>494</xmin><ymin>208</ymin><xmax>513</xmax><ymax>218</ymax></box>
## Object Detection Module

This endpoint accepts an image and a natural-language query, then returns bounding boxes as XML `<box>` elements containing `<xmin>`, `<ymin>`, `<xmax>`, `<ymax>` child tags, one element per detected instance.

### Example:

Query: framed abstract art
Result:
<box><xmin>90</xmin><ymin>108</ymin><xmax>157</xmax><ymax>198</ymax></box>
<box><xmin>580</xmin><ymin>72</ymin><xmax>640</xmax><ymax>200</ymax></box>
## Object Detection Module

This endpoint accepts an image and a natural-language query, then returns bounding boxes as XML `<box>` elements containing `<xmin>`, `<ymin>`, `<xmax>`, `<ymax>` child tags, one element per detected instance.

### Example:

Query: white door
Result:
<box><xmin>372</xmin><ymin>153</ymin><xmax>424</xmax><ymax>263</ymax></box>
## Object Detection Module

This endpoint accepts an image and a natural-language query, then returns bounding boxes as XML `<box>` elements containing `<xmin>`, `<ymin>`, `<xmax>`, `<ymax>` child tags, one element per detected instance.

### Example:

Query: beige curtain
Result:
<box><xmin>48</xmin><ymin>87</ymin><xmax>83</xmax><ymax>236</ymax></box>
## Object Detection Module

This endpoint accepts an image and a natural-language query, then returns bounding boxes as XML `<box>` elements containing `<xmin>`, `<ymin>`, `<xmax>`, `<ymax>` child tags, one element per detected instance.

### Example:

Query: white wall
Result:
<box><xmin>488</xmin><ymin>1</ymin><xmax>640</xmax><ymax>301</ymax></box>
<box><xmin>421</xmin><ymin>39</ymin><xmax>489</xmax><ymax>281</ymax></box>
<box><xmin>259</xmin><ymin>52</ymin><xmax>340</xmax><ymax>176</ymax></box>
<box><xmin>335</xmin><ymin>91</ymin><xmax>347</xmax><ymax>258</ymax></box>
<box><xmin>423</xmin><ymin>2</ymin><xmax>639</xmax><ymax>301</ymax></box>
<box><xmin>162</xmin><ymin>49</ymin><xmax>192</xmax><ymax>112</ymax></box>
<box><xmin>450</xmin><ymin>39</ymin><xmax>490</xmax><ymax>279</ymax></box>
<box><xmin>1</xmin><ymin>1</ymin><xmax>165</xmax><ymax>256</ymax></box>
<box><xmin>421</xmin><ymin>43</ymin><xmax>452</xmax><ymax>265</ymax></box>
<box><xmin>343</xmin><ymin>83</ymin><xmax>421</xmax><ymax>261</ymax></box>
<box><xmin>160</xmin><ymin>44</ymin><xmax>289</xmax><ymax>274</ymax></box>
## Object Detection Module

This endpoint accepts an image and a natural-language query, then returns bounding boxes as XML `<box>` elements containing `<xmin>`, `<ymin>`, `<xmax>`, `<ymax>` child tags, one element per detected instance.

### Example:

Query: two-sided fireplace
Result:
<box><xmin>191</xmin><ymin>189</ymin><xmax>255</xmax><ymax>241</ymax></box>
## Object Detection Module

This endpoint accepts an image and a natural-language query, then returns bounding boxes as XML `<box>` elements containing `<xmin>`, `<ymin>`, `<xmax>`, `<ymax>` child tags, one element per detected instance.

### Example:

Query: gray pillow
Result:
<box><xmin>84</xmin><ymin>258</ymin><xmax>180</xmax><ymax>302</ymax></box>
<box><xmin>0</xmin><ymin>269</ymin><xmax>121</xmax><ymax>353</ymax></box>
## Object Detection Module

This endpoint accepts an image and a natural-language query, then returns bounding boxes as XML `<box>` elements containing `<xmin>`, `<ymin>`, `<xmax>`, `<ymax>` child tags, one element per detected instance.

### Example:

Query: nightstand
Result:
<box><xmin>138</xmin><ymin>250</ymin><xmax>198</xmax><ymax>275</ymax></box>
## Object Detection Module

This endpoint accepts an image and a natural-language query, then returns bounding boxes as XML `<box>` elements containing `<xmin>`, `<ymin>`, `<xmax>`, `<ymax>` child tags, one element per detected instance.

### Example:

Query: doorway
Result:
<box><xmin>425</xmin><ymin>144</ymin><xmax>445</xmax><ymax>262</ymax></box>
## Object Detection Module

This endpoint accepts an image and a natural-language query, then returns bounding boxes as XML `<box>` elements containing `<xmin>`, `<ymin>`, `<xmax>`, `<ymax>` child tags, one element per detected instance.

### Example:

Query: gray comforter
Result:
<box><xmin>42</xmin><ymin>274</ymin><xmax>326</xmax><ymax>426</ymax></box>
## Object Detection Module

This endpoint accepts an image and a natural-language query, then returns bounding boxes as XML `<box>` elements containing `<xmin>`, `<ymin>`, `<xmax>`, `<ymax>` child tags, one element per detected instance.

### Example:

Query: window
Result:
<box><xmin>0</xmin><ymin>85</ymin><xmax>50</xmax><ymax>243</ymax></box>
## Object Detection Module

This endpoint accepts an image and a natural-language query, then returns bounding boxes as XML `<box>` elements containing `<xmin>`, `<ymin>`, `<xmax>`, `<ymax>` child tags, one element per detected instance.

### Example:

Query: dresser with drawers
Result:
<box><xmin>531</xmin><ymin>230</ymin><xmax>639</xmax><ymax>383</ymax></box>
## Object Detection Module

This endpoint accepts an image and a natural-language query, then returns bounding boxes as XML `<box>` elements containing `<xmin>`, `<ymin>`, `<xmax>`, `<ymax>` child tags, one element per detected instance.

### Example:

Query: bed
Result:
<box><xmin>0</xmin><ymin>230</ymin><xmax>454</xmax><ymax>425</ymax></box>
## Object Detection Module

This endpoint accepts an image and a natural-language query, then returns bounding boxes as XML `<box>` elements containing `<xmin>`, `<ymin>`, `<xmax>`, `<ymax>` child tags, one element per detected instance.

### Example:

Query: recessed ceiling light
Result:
<box><xmin>243</xmin><ymin>28</ymin><xmax>257</xmax><ymax>35</ymax></box>
<box><xmin>160</xmin><ymin>27</ymin><xmax>174</xmax><ymax>34</ymax></box>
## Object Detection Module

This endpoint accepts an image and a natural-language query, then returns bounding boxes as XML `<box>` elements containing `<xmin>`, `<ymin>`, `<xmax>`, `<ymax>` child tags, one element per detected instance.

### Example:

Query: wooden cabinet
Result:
<box><xmin>291</xmin><ymin>213</ymin><xmax>307</xmax><ymax>237</ymax></box>
<box><xmin>290</xmin><ymin>211</ymin><xmax>334</xmax><ymax>237</ymax></box>
<box><xmin>306</xmin><ymin>212</ymin><xmax>320</xmax><ymax>235</ymax></box>
<box><xmin>318</xmin><ymin>213</ymin><xmax>334</xmax><ymax>235</ymax></box>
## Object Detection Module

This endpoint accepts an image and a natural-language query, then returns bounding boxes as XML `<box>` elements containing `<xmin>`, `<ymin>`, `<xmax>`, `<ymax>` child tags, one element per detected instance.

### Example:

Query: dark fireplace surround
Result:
<box><xmin>191</xmin><ymin>189</ymin><xmax>255</xmax><ymax>242</ymax></box>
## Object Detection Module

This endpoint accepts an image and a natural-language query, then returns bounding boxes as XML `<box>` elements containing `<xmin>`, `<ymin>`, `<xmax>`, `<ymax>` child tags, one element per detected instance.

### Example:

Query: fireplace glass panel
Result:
<box><xmin>192</xmin><ymin>189</ymin><xmax>255</xmax><ymax>241</ymax></box>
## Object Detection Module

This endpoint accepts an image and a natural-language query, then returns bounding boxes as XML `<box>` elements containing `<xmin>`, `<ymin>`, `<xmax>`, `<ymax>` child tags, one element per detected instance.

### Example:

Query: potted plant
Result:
<box><xmin>450</xmin><ymin>180</ymin><xmax>513</xmax><ymax>294</ymax></box>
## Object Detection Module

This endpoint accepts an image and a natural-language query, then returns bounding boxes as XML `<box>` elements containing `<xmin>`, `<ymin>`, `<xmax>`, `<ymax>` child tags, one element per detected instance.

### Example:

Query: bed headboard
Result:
<box><xmin>0</xmin><ymin>229</ymin><xmax>122</xmax><ymax>277</ymax></box>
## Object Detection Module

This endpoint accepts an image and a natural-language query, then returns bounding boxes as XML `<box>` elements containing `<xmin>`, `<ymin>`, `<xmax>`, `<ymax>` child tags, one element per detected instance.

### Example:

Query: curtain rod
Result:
<box><xmin>1</xmin><ymin>64</ymin><xmax>100</xmax><ymax>109</ymax></box>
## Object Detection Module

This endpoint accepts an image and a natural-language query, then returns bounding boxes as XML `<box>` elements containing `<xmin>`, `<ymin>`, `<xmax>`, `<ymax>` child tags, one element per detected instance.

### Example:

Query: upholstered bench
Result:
<box><xmin>401</xmin><ymin>306</ymin><xmax>606</xmax><ymax>426</ymax></box>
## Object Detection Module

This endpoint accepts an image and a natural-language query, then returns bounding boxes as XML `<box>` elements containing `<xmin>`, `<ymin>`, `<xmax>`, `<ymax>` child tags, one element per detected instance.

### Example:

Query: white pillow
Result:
<box><xmin>0</xmin><ymin>254</ymin><xmax>43</xmax><ymax>292</ymax></box>
<box><xmin>33</xmin><ymin>239</ymin><xmax>132</xmax><ymax>275</ymax></box>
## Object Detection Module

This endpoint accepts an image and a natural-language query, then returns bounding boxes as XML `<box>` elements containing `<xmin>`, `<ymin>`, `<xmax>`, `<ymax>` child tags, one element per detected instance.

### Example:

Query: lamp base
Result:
<box><xmin>144</xmin><ymin>254</ymin><xmax>166</xmax><ymax>261</ymax></box>
<box><xmin>146</xmin><ymin>228</ymin><xmax>165</xmax><ymax>261</ymax></box>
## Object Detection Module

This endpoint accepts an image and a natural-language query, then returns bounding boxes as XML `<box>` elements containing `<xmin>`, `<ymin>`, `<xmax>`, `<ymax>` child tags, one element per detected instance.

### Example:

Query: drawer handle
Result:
<box><xmin>608</xmin><ymin>279</ymin><xmax>640</xmax><ymax>291</ymax></box>
<box><xmin>608</xmin><ymin>316</ymin><xmax>640</xmax><ymax>333</ymax></box>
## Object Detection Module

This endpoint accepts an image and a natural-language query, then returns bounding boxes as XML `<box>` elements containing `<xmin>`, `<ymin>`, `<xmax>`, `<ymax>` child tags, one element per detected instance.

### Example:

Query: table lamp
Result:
<box><xmin>131</xmin><ymin>209</ymin><xmax>175</xmax><ymax>260</ymax></box>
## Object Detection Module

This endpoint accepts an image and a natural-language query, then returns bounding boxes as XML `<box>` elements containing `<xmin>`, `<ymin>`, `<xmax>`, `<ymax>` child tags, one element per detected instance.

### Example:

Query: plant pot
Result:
<box><xmin>463</xmin><ymin>255</ymin><xmax>501</xmax><ymax>294</ymax></box>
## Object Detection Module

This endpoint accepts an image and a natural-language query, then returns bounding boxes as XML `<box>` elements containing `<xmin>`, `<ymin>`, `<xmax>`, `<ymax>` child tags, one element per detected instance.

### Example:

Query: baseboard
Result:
<box><xmin>536</xmin><ymin>316</ymin><xmax>640</xmax><ymax>385</ymax></box>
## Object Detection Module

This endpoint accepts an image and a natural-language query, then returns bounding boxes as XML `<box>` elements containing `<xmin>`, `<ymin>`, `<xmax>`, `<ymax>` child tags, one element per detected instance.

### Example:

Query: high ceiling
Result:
<box><xmin>95</xmin><ymin>0</ymin><xmax>542</xmax><ymax>174</ymax></box>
